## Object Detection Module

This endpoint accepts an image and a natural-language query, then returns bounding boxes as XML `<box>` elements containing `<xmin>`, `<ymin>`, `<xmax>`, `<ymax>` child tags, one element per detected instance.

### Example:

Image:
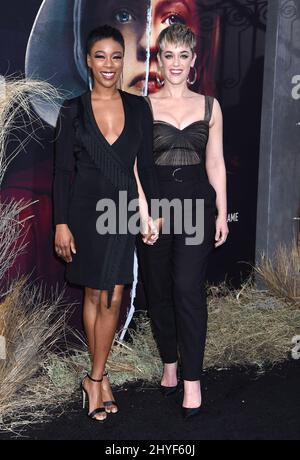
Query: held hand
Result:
<box><xmin>142</xmin><ymin>217</ymin><xmax>162</xmax><ymax>245</ymax></box>
<box><xmin>55</xmin><ymin>224</ymin><xmax>77</xmax><ymax>262</ymax></box>
<box><xmin>141</xmin><ymin>217</ymin><xmax>157</xmax><ymax>245</ymax></box>
<box><xmin>214</xmin><ymin>216</ymin><xmax>229</xmax><ymax>248</ymax></box>
<box><xmin>148</xmin><ymin>217</ymin><xmax>160</xmax><ymax>244</ymax></box>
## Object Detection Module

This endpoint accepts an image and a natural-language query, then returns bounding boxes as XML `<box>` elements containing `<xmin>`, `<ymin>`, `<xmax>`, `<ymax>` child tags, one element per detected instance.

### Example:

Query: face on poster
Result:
<box><xmin>26</xmin><ymin>0</ymin><xmax>220</xmax><ymax>124</ymax></box>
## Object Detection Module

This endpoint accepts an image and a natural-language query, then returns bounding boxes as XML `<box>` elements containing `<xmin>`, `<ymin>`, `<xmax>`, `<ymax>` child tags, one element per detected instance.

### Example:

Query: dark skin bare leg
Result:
<box><xmin>82</xmin><ymin>285</ymin><xmax>124</xmax><ymax>419</ymax></box>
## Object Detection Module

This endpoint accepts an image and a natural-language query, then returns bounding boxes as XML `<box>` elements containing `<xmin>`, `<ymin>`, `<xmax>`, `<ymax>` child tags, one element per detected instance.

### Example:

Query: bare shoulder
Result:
<box><xmin>212</xmin><ymin>96</ymin><xmax>221</xmax><ymax>109</ymax></box>
<box><xmin>211</xmin><ymin>97</ymin><xmax>222</xmax><ymax>118</ymax></box>
<box><xmin>191</xmin><ymin>91</ymin><xmax>204</xmax><ymax>100</ymax></box>
<box><xmin>206</xmin><ymin>97</ymin><xmax>222</xmax><ymax>129</ymax></box>
<box><xmin>194</xmin><ymin>92</ymin><xmax>220</xmax><ymax>107</ymax></box>
<box><xmin>190</xmin><ymin>92</ymin><xmax>206</xmax><ymax>112</ymax></box>
<box><xmin>189</xmin><ymin>91</ymin><xmax>204</xmax><ymax>102</ymax></box>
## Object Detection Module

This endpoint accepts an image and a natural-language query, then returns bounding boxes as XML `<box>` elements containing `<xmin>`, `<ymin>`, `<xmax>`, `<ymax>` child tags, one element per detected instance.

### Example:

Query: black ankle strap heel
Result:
<box><xmin>86</xmin><ymin>373</ymin><xmax>103</xmax><ymax>383</ymax></box>
<box><xmin>81</xmin><ymin>373</ymin><xmax>107</xmax><ymax>422</ymax></box>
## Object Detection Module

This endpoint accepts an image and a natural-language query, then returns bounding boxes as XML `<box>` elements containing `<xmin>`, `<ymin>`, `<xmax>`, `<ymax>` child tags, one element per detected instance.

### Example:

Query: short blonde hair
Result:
<box><xmin>157</xmin><ymin>24</ymin><xmax>197</xmax><ymax>55</ymax></box>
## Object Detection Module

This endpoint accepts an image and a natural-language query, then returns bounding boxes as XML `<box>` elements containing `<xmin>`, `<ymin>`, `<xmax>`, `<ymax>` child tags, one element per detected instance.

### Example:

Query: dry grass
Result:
<box><xmin>0</xmin><ymin>77</ymin><xmax>73</xmax><ymax>435</ymax></box>
<box><xmin>204</xmin><ymin>279</ymin><xmax>300</xmax><ymax>370</ymax></box>
<box><xmin>254</xmin><ymin>243</ymin><xmax>300</xmax><ymax>306</ymax></box>
<box><xmin>0</xmin><ymin>76</ymin><xmax>61</xmax><ymax>186</ymax></box>
<box><xmin>0</xmin><ymin>199</ymin><xmax>34</xmax><ymax>284</ymax></box>
<box><xmin>0</xmin><ymin>77</ymin><xmax>63</xmax><ymax>286</ymax></box>
<box><xmin>0</xmin><ymin>279</ymin><xmax>74</xmax><ymax>433</ymax></box>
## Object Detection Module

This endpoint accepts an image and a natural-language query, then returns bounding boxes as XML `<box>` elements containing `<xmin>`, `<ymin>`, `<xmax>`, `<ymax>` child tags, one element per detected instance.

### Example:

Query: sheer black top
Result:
<box><xmin>146</xmin><ymin>95</ymin><xmax>214</xmax><ymax>166</ymax></box>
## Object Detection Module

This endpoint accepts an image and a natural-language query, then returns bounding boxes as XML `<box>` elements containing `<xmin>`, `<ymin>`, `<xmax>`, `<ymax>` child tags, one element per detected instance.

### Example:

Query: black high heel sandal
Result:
<box><xmin>102</xmin><ymin>371</ymin><xmax>119</xmax><ymax>414</ymax></box>
<box><xmin>81</xmin><ymin>373</ymin><xmax>107</xmax><ymax>422</ymax></box>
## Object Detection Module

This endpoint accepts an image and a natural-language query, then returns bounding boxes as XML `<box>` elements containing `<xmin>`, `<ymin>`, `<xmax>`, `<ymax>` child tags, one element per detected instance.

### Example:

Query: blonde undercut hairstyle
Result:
<box><xmin>157</xmin><ymin>24</ymin><xmax>197</xmax><ymax>56</ymax></box>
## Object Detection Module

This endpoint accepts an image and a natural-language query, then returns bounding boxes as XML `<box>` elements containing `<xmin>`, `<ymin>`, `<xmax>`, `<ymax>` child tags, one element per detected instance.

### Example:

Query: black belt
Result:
<box><xmin>156</xmin><ymin>164</ymin><xmax>208</xmax><ymax>183</ymax></box>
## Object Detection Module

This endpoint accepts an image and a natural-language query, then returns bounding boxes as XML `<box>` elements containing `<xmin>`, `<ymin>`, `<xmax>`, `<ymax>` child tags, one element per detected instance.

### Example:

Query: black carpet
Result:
<box><xmin>1</xmin><ymin>361</ymin><xmax>299</xmax><ymax>440</ymax></box>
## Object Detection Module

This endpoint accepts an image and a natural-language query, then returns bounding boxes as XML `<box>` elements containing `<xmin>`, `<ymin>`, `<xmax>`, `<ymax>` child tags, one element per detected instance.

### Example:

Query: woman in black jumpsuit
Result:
<box><xmin>137</xmin><ymin>25</ymin><xmax>229</xmax><ymax>419</ymax></box>
<box><xmin>53</xmin><ymin>26</ymin><xmax>159</xmax><ymax>421</ymax></box>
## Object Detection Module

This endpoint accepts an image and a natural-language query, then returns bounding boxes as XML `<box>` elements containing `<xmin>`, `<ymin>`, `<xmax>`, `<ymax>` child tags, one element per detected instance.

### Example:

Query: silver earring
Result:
<box><xmin>187</xmin><ymin>67</ymin><xmax>197</xmax><ymax>85</ymax></box>
<box><xmin>88</xmin><ymin>70</ymin><xmax>93</xmax><ymax>91</ymax></box>
<box><xmin>156</xmin><ymin>72</ymin><xmax>165</xmax><ymax>87</ymax></box>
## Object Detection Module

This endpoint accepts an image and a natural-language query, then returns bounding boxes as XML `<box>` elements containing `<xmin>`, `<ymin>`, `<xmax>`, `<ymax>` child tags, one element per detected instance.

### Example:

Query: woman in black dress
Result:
<box><xmin>53</xmin><ymin>25</ymin><xmax>159</xmax><ymax>421</ymax></box>
<box><xmin>137</xmin><ymin>24</ymin><xmax>229</xmax><ymax>419</ymax></box>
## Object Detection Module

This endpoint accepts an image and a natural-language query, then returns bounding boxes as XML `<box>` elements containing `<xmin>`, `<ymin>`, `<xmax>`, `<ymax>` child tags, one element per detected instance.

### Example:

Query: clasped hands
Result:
<box><xmin>141</xmin><ymin>217</ymin><xmax>163</xmax><ymax>246</ymax></box>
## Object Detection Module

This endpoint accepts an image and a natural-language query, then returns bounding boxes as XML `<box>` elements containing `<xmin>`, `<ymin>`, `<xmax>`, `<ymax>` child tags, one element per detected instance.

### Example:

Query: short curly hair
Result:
<box><xmin>86</xmin><ymin>24</ymin><xmax>125</xmax><ymax>55</ymax></box>
<box><xmin>157</xmin><ymin>24</ymin><xmax>197</xmax><ymax>56</ymax></box>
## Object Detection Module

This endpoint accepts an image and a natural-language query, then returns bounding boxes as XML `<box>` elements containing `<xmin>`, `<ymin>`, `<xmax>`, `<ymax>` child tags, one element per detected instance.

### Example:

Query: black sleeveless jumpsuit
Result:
<box><xmin>137</xmin><ymin>96</ymin><xmax>217</xmax><ymax>381</ymax></box>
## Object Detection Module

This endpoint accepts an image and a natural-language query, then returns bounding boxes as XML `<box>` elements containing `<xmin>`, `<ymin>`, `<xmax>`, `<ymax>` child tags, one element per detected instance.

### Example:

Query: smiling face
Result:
<box><xmin>148</xmin><ymin>0</ymin><xmax>199</xmax><ymax>93</ymax></box>
<box><xmin>158</xmin><ymin>42</ymin><xmax>196</xmax><ymax>87</ymax></box>
<box><xmin>86</xmin><ymin>0</ymin><xmax>200</xmax><ymax>94</ymax></box>
<box><xmin>86</xmin><ymin>38</ymin><xmax>124</xmax><ymax>89</ymax></box>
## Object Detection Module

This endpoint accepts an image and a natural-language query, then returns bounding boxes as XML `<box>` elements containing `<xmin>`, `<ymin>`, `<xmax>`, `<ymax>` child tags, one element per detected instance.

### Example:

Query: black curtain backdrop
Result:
<box><xmin>0</xmin><ymin>0</ymin><xmax>267</xmax><ymax>330</ymax></box>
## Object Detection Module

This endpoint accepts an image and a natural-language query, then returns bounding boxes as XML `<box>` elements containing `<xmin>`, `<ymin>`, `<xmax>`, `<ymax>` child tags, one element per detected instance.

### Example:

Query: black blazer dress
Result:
<box><xmin>53</xmin><ymin>90</ymin><xmax>160</xmax><ymax>305</ymax></box>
